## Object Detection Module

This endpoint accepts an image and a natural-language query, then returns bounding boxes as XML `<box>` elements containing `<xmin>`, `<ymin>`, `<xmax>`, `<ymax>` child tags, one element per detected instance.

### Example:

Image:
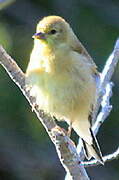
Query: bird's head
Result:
<box><xmin>33</xmin><ymin>16</ymin><xmax>71</xmax><ymax>48</ymax></box>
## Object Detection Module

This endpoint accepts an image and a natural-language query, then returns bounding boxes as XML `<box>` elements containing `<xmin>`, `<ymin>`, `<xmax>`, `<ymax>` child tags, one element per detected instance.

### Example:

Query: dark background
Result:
<box><xmin>0</xmin><ymin>0</ymin><xmax>119</xmax><ymax>179</ymax></box>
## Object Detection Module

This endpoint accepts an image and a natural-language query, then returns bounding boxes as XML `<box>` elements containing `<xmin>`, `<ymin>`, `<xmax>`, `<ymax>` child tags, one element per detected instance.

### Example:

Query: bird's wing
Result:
<box><xmin>68</xmin><ymin>30</ymin><xmax>98</xmax><ymax>74</ymax></box>
<box><xmin>71</xmin><ymin>38</ymin><xmax>99</xmax><ymax>123</ymax></box>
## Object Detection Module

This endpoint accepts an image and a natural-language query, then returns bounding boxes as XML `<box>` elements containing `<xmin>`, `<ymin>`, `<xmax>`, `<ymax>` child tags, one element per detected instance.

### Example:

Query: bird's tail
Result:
<box><xmin>82</xmin><ymin>128</ymin><xmax>104</xmax><ymax>165</ymax></box>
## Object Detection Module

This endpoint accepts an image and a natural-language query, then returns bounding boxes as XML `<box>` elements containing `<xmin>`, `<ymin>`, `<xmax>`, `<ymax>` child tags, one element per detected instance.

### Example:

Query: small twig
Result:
<box><xmin>82</xmin><ymin>147</ymin><xmax>119</xmax><ymax>167</ymax></box>
<box><xmin>92</xmin><ymin>82</ymin><xmax>113</xmax><ymax>135</ymax></box>
<box><xmin>92</xmin><ymin>38</ymin><xmax>119</xmax><ymax>137</ymax></box>
<box><xmin>93</xmin><ymin>38</ymin><xmax>119</xmax><ymax>123</ymax></box>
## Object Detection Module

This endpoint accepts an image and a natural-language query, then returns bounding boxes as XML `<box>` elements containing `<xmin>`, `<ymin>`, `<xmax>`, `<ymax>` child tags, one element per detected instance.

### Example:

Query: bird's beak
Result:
<box><xmin>32</xmin><ymin>32</ymin><xmax>46</xmax><ymax>40</ymax></box>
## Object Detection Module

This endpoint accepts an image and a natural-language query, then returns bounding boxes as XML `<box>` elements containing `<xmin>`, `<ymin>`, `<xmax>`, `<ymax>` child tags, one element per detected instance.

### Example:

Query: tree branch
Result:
<box><xmin>82</xmin><ymin>147</ymin><xmax>119</xmax><ymax>167</ymax></box>
<box><xmin>93</xmin><ymin>38</ymin><xmax>119</xmax><ymax>124</ymax></box>
<box><xmin>92</xmin><ymin>82</ymin><xmax>113</xmax><ymax>135</ymax></box>
<box><xmin>92</xmin><ymin>38</ymin><xmax>119</xmax><ymax>136</ymax></box>
<box><xmin>0</xmin><ymin>46</ymin><xmax>90</xmax><ymax>180</ymax></box>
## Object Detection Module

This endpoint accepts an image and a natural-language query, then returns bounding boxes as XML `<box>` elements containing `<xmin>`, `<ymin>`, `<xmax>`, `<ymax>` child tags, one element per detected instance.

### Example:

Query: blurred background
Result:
<box><xmin>0</xmin><ymin>0</ymin><xmax>119</xmax><ymax>179</ymax></box>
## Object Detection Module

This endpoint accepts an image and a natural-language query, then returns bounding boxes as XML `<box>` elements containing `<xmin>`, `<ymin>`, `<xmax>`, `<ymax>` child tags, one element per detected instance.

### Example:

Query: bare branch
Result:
<box><xmin>93</xmin><ymin>38</ymin><xmax>119</xmax><ymax>123</ymax></box>
<box><xmin>93</xmin><ymin>38</ymin><xmax>119</xmax><ymax>135</ymax></box>
<box><xmin>0</xmin><ymin>46</ymin><xmax>90</xmax><ymax>180</ymax></box>
<box><xmin>82</xmin><ymin>147</ymin><xmax>119</xmax><ymax>167</ymax></box>
<box><xmin>92</xmin><ymin>82</ymin><xmax>113</xmax><ymax>135</ymax></box>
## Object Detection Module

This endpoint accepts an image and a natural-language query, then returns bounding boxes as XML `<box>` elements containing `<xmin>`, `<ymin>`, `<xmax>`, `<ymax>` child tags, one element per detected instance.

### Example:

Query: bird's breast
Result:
<box><xmin>26</xmin><ymin>48</ymin><xmax>96</xmax><ymax>120</ymax></box>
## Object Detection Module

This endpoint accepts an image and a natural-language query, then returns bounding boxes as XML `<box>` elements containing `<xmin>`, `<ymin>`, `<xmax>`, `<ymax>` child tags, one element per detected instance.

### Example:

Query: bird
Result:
<box><xmin>25</xmin><ymin>15</ymin><xmax>104</xmax><ymax>164</ymax></box>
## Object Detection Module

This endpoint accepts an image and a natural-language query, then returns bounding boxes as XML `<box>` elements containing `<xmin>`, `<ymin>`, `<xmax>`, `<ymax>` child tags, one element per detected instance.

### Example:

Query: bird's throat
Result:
<box><xmin>33</xmin><ymin>41</ymin><xmax>71</xmax><ymax>74</ymax></box>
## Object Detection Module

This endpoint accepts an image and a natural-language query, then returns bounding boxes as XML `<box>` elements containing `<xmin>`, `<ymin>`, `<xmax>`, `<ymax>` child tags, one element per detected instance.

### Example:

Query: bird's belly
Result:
<box><xmin>28</xmin><ymin>72</ymin><xmax>93</xmax><ymax>121</ymax></box>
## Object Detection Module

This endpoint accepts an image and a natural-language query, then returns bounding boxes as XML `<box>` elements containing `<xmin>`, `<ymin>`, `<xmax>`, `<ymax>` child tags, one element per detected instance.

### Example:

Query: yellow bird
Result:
<box><xmin>26</xmin><ymin>15</ymin><xmax>103</xmax><ymax>164</ymax></box>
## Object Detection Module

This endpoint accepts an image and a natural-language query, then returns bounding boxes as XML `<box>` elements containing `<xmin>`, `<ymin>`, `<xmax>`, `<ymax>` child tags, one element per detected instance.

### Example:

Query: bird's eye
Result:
<box><xmin>50</xmin><ymin>29</ymin><xmax>57</xmax><ymax>35</ymax></box>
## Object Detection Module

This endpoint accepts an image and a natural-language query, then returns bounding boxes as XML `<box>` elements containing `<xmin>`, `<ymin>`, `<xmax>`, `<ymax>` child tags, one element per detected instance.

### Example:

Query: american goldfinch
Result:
<box><xmin>26</xmin><ymin>16</ymin><xmax>103</xmax><ymax>164</ymax></box>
